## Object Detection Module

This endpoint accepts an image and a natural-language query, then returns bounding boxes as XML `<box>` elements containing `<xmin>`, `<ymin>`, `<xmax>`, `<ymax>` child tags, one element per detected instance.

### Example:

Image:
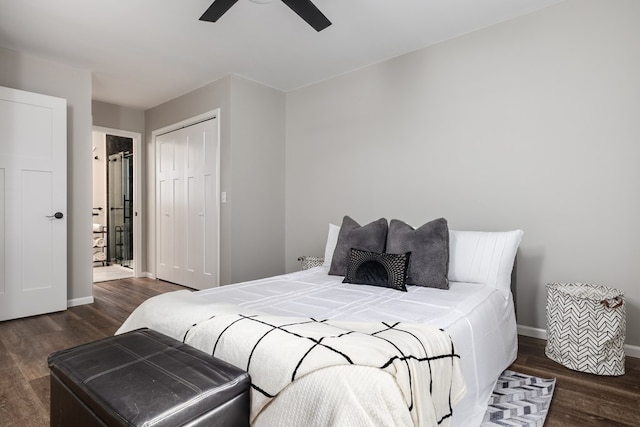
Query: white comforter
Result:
<box><xmin>118</xmin><ymin>292</ymin><xmax>466</xmax><ymax>427</ymax></box>
<box><xmin>118</xmin><ymin>266</ymin><xmax>517</xmax><ymax>426</ymax></box>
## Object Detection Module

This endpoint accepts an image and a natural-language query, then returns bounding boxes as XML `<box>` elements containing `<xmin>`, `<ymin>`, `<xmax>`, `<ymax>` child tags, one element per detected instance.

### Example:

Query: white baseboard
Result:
<box><xmin>517</xmin><ymin>324</ymin><xmax>548</xmax><ymax>340</ymax></box>
<box><xmin>517</xmin><ymin>324</ymin><xmax>640</xmax><ymax>359</ymax></box>
<box><xmin>67</xmin><ymin>296</ymin><xmax>94</xmax><ymax>307</ymax></box>
<box><xmin>144</xmin><ymin>271</ymin><xmax>155</xmax><ymax>279</ymax></box>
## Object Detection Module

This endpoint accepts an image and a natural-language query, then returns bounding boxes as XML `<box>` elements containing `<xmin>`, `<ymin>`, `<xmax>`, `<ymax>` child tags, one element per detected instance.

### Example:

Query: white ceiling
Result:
<box><xmin>0</xmin><ymin>0</ymin><xmax>564</xmax><ymax>110</ymax></box>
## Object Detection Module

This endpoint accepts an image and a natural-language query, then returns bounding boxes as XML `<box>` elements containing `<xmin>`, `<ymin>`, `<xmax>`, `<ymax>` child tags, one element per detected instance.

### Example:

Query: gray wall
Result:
<box><xmin>285</xmin><ymin>0</ymin><xmax>640</xmax><ymax>345</ymax></box>
<box><xmin>229</xmin><ymin>76</ymin><xmax>286</xmax><ymax>282</ymax></box>
<box><xmin>92</xmin><ymin>100</ymin><xmax>145</xmax><ymax>135</ymax></box>
<box><xmin>145</xmin><ymin>75</ymin><xmax>285</xmax><ymax>285</ymax></box>
<box><xmin>0</xmin><ymin>46</ymin><xmax>93</xmax><ymax>303</ymax></box>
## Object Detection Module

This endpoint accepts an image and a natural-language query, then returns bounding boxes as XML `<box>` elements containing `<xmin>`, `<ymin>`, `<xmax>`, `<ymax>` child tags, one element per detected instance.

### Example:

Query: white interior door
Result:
<box><xmin>156</xmin><ymin>117</ymin><xmax>219</xmax><ymax>290</ymax></box>
<box><xmin>0</xmin><ymin>86</ymin><xmax>67</xmax><ymax>321</ymax></box>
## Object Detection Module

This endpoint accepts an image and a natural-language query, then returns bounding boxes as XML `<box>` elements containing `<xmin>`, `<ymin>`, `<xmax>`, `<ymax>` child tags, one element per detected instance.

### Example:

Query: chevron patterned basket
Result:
<box><xmin>297</xmin><ymin>256</ymin><xmax>325</xmax><ymax>270</ymax></box>
<box><xmin>545</xmin><ymin>283</ymin><xmax>625</xmax><ymax>376</ymax></box>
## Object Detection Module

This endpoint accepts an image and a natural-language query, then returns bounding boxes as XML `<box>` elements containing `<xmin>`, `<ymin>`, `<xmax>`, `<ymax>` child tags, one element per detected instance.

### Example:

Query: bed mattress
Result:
<box><xmin>193</xmin><ymin>266</ymin><xmax>517</xmax><ymax>427</ymax></box>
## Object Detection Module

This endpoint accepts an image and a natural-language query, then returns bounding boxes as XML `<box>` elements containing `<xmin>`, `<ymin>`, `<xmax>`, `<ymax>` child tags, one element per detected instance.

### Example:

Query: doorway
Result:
<box><xmin>92</xmin><ymin>127</ymin><xmax>142</xmax><ymax>282</ymax></box>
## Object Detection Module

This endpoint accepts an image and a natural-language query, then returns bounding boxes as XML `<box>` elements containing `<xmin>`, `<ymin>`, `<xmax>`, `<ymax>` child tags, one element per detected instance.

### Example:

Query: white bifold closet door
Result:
<box><xmin>156</xmin><ymin>117</ymin><xmax>219</xmax><ymax>290</ymax></box>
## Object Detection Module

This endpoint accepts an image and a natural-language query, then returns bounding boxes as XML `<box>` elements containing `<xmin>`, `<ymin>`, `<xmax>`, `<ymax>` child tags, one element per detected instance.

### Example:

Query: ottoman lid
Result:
<box><xmin>48</xmin><ymin>328</ymin><xmax>250</xmax><ymax>427</ymax></box>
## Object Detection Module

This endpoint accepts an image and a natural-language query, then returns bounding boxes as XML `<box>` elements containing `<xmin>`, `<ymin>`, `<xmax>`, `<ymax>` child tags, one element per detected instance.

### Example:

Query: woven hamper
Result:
<box><xmin>545</xmin><ymin>283</ymin><xmax>626</xmax><ymax>376</ymax></box>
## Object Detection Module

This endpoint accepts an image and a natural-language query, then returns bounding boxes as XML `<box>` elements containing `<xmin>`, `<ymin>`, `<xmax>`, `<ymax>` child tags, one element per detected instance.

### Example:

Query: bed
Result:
<box><xmin>118</xmin><ymin>219</ymin><xmax>523</xmax><ymax>427</ymax></box>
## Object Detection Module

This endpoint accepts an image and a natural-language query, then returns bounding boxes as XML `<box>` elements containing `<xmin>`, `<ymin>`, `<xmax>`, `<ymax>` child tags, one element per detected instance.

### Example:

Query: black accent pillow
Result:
<box><xmin>343</xmin><ymin>248</ymin><xmax>410</xmax><ymax>292</ymax></box>
<box><xmin>328</xmin><ymin>216</ymin><xmax>388</xmax><ymax>276</ymax></box>
<box><xmin>386</xmin><ymin>218</ymin><xmax>450</xmax><ymax>289</ymax></box>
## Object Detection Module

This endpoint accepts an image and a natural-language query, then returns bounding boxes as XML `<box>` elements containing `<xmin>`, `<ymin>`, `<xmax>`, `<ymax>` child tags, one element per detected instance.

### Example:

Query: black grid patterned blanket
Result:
<box><xmin>117</xmin><ymin>291</ymin><xmax>466</xmax><ymax>427</ymax></box>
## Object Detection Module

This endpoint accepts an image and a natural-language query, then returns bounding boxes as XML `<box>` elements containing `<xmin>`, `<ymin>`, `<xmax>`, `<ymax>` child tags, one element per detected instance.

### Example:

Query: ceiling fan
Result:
<box><xmin>200</xmin><ymin>0</ymin><xmax>332</xmax><ymax>32</ymax></box>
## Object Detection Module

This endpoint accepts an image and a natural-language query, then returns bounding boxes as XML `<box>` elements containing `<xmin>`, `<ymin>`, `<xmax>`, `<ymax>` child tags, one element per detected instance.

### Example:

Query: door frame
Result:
<box><xmin>150</xmin><ymin>109</ymin><xmax>221</xmax><ymax>283</ymax></box>
<box><xmin>92</xmin><ymin>126</ymin><xmax>142</xmax><ymax>278</ymax></box>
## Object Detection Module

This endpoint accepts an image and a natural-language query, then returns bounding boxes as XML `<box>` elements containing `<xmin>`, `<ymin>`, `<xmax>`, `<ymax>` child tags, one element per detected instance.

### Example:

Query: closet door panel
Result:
<box><xmin>157</xmin><ymin>136</ymin><xmax>176</xmax><ymax>279</ymax></box>
<box><xmin>202</xmin><ymin>120</ymin><xmax>219</xmax><ymax>279</ymax></box>
<box><xmin>185</xmin><ymin>128</ymin><xmax>203</xmax><ymax>277</ymax></box>
<box><xmin>155</xmin><ymin>116</ymin><xmax>219</xmax><ymax>289</ymax></box>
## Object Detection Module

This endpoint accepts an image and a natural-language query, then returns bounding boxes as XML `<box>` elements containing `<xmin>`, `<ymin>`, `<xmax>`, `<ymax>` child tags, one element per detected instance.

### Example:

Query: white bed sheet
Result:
<box><xmin>192</xmin><ymin>266</ymin><xmax>517</xmax><ymax>427</ymax></box>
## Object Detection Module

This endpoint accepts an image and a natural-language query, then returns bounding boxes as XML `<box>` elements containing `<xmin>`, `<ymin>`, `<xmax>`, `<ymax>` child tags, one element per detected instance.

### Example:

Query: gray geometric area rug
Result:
<box><xmin>481</xmin><ymin>370</ymin><xmax>556</xmax><ymax>427</ymax></box>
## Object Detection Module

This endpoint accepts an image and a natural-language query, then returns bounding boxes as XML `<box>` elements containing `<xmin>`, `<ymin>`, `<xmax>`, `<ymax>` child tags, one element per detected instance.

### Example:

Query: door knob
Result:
<box><xmin>46</xmin><ymin>212</ymin><xmax>64</xmax><ymax>219</ymax></box>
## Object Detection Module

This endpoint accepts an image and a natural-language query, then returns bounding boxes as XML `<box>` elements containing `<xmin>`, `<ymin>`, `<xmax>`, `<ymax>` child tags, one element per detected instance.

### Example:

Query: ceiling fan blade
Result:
<box><xmin>199</xmin><ymin>0</ymin><xmax>239</xmax><ymax>22</ymax></box>
<box><xmin>281</xmin><ymin>0</ymin><xmax>332</xmax><ymax>32</ymax></box>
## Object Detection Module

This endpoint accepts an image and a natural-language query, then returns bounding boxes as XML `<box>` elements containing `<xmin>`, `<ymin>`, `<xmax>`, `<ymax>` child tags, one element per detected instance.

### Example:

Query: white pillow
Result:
<box><xmin>448</xmin><ymin>229</ymin><xmax>524</xmax><ymax>295</ymax></box>
<box><xmin>322</xmin><ymin>223</ymin><xmax>341</xmax><ymax>267</ymax></box>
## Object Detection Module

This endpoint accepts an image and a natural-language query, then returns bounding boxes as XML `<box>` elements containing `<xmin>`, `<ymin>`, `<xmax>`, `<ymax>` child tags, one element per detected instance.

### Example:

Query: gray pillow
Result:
<box><xmin>328</xmin><ymin>216</ymin><xmax>388</xmax><ymax>276</ymax></box>
<box><xmin>386</xmin><ymin>218</ymin><xmax>449</xmax><ymax>289</ymax></box>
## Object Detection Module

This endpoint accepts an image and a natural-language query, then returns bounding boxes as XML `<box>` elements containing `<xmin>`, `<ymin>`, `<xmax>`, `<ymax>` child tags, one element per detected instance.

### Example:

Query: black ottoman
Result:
<box><xmin>48</xmin><ymin>328</ymin><xmax>250</xmax><ymax>427</ymax></box>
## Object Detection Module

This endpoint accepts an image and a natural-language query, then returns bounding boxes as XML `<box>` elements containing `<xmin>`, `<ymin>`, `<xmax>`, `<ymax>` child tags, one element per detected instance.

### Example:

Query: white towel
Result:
<box><xmin>93</xmin><ymin>237</ymin><xmax>105</xmax><ymax>247</ymax></box>
<box><xmin>93</xmin><ymin>223</ymin><xmax>104</xmax><ymax>232</ymax></box>
<box><xmin>93</xmin><ymin>251</ymin><xmax>106</xmax><ymax>262</ymax></box>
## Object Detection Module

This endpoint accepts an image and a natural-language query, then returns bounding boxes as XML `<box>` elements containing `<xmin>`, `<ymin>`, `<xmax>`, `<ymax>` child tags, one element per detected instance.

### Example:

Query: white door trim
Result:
<box><xmin>151</xmin><ymin>109</ymin><xmax>221</xmax><ymax>284</ymax></box>
<box><xmin>92</xmin><ymin>126</ymin><xmax>142</xmax><ymax>279</ymax></box>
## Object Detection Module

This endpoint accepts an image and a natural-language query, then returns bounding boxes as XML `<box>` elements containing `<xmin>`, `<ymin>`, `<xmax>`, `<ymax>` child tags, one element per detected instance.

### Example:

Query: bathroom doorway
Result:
<box><xmin>92</xmin><ymin>128</ymin><xmax>142</xmax><ymax>282</ymax></box>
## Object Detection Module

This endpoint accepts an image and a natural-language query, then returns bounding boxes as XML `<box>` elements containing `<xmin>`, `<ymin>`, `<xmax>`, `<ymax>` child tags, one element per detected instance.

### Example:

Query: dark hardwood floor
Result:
<box><xmin>0</xmin><ymin>278</ymin><xmax>185</xmax><ymax>427</ymax></box>
<box><xmin>0</xmin><ymin>277</ymin><xmax>638</xmax><ymax>426</ymax></box>
<box><xmin>511</xmin><ymin>335</ymin><xmax>640</xmax><ymax>426</ymax></box>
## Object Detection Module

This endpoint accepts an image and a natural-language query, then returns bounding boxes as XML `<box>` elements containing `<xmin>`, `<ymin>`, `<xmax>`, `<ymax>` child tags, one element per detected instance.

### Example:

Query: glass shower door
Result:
<box><xmin>108</xmin><ymin>152</ymin><xmax>133</xmax><ymax>268</ymax></box>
